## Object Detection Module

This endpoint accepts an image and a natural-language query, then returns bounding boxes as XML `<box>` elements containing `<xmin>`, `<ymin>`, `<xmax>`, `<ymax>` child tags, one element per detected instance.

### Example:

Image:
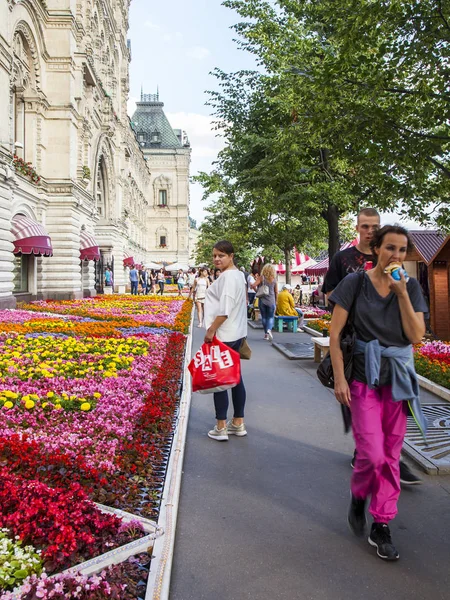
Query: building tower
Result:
<box><xmin>132</xmin><ymin>92</ymin><xmax>191</xmax><ymax>265</ymax></box>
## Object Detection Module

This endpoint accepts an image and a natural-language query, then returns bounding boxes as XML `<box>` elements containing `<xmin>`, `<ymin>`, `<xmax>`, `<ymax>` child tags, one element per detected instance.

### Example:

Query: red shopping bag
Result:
<box><xmin>188</xmin><ymin>337</ymin><xmax>241</xmax><ymax>394</ymax></box>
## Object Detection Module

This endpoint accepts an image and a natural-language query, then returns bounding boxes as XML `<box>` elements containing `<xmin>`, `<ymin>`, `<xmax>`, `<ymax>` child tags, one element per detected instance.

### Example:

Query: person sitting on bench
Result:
<box><xmin>276</xmin><ymin>284</ymin><xmax>304</xmax><ymax>330</ymax></box>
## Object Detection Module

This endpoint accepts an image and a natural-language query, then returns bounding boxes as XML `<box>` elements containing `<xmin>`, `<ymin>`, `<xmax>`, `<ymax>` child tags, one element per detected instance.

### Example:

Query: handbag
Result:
<box><xmin>188</xmin><ymin>337</ymin><xmax>241</xmax><ymax>394</ymax></box>
<box><xmin>317</xmin><ymin>273</ymin><xmax>364</xmax><ymax>389</ymax></box>
<box><xmin>239</xmin><ymin>338</ymin><xmax>252</xmax><ymax>360</ymax></box>
<box><xmin>255</xmin><ymin>277</ymin><xmax>270</xmax><ymax>298</ymax></box>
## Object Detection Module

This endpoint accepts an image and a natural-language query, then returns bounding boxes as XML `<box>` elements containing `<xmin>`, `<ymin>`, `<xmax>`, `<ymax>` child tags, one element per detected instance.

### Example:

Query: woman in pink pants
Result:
<box><xmin>329</xmin><ymin>225</ymin><xmax>427</xmax><ymax>561</ymax></box>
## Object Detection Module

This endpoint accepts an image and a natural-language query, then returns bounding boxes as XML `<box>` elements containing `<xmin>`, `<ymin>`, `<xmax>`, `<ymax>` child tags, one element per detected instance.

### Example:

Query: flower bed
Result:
<box><xmin>0</xmin><ymin>296</ymin><xmax>192</xmax><ymax>596</ymax></box>
<box><xmin>414</xmin><ymin>340</ymin><xmax>450</xmax><ymax>390</ymax></box>
<box><xmin>306</xmin><ymin>319</ymin><xmax>331</xmax><ymax>334</ymax></box>
<box><xmin>20</xmin><ymin>295</ymin><xmax>192</xmax><ymax>333</ymax></box>
<box><xmin>300</xmin><ymin>306</ymin><xmax>329</xmax><ymax>319</ymax></box>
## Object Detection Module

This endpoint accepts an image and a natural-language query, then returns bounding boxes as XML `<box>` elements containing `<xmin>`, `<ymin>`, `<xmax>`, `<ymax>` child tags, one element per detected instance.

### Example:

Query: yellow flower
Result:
<box><xmin>93</xmin><ymin>392</ymin><xmax>101</xmax><ymax>399</ymax></box>
<box><xmin>25</xmin><ymin>400</ymin><xmax>35</xmax><ymax>410</ymax></box>
<box><xmin>80</xmin><ymin>402</ymin><xmax>91</xmax><ymax>411</ymax></box>
<box><xmin>22</xmin><ymin>395</ymin><xmax>31</xmax><ymax>403</ymax></box>
<box><xmin>3</xmin><ymin>401</ymin><xmax>14</xmax><ymax>409</ymax></box>
<box><xmin>42</xmin><ymin>402</ymin><xmax>48</xmax><ymax>408</ymax></box>
<box><xmin>46</xmin><ymin>391</ymin><xmax>55</xmax><ymax>398</ymax></box>
<box><xmin>54</xmin><ymin>403</ymin><xmax>62</xmax><ymax>410</ymax></box>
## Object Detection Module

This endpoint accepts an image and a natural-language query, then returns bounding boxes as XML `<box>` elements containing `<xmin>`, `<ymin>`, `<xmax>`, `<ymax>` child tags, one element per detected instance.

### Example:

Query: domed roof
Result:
<box><xmin>131</xmin><ymin>92</ymin><xmax>182</xmax><ymax>149</ymax></box>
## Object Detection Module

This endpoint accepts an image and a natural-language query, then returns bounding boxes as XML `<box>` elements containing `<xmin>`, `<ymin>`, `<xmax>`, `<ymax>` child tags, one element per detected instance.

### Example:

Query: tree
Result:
<box><xmin>223</xmin><ymin>0</ymin><xmax>450</xmax><ymax>232</ymax></box>
<box><xmin>207</xmin><ymin>67</ymin><xmax>367</xmax><ymax>262</ymax></box>
<box><xmin>193</xmin><ymin>172</ymin><xmax>255</xmax><ymax>267</ymax></box>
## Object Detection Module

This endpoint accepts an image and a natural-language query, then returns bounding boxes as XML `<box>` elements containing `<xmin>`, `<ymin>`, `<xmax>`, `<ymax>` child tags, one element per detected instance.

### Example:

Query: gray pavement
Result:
<box><xmin>170</xmin><ymin>324</ymin><xmax>450</xmax><ymax>600</ymax></box>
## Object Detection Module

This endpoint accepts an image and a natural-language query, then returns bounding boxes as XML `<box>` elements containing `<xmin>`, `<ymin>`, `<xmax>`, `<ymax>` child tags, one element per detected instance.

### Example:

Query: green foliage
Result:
<box><xmin>0</xmin><ymin>529</ymin><xmax>43</xmax><ymax>591</ymax></box>
<box><xmin>223</xmin><ymin>0</ymin><xmax>450</xmax><ymax>230</ymax></box>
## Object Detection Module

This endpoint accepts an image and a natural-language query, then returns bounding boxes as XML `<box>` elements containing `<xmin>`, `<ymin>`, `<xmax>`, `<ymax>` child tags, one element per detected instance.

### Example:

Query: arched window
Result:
<box><xmin>12</xmin><ymin>32</ymin><xmax>33</xmax><ymax>160</ymax></box>
<box><xmin>96</xmin><ymin>156</ymin><xmax>108</xmax><ymax>217</ymax></box>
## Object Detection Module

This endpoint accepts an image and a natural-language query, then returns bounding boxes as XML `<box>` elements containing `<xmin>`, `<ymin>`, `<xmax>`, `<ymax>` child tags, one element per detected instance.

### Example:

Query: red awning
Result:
<box><xmin>11</xmin><ymin>214</ymin><xmax>53</xmax><ymax>257</ymax></box>
<box><xmin>305</xmin><ymin>257</ymin><xmax>329</xmax><ymax>276</ymax></box>
<box><xmin>123</xmin><ymin>249</ymin><xmax>134</xmax><ymax>267</ymax></box>
<box><xmin>80</xmin><ymin>230</ymin><xmax>100</xmax><ymax>261</ymax></box>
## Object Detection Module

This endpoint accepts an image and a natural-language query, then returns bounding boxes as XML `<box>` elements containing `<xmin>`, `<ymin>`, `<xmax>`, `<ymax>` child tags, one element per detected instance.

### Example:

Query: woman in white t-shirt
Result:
<box><xmin>204</xmin><ymin>240</ymin><xmax>248</xmax><ymax>442</ymax></box>
<box><xmin>192</xmin><ymin>268</ymin><xmax>209</xmax><ymax>327</ymax></box>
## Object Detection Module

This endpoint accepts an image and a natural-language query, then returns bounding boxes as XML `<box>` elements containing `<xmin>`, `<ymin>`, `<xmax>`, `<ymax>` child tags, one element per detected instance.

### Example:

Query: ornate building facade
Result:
<box><xmin>132</xmin><ymin>92</ymin><xmax>191</xmax><ymax>266</ymax></box>
<box><xmin>0</xmin><ymin>0</ymin><xmax>162</xmax><ymax>306</ymax></box>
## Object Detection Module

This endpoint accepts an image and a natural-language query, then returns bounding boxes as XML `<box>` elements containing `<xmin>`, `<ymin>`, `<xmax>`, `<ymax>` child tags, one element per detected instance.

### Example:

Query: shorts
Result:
<box><xmin>196</xmin><ymin>297</ymin><xmax>205</xmax><ymax>304</ymax></box>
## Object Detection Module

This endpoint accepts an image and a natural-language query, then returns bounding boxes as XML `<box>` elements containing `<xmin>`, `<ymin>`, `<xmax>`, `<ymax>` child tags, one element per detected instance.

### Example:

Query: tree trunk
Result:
<box><xmin>284</xmin><ymin>248</ymin><xmax>292</xmax><ymax>285</ymax></box>
<box><xmin>325</xmin><ymin>204</ymin><xmax>340</xmax><ymax>261</ymax></box>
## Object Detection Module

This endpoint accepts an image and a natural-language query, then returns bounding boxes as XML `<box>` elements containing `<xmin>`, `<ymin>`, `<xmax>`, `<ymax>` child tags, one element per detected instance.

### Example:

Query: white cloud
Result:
<box><xmin>186</xmin><ymin>46</ymin><xmax>210</xmax><ymax>60</ymax></box>
<box><xmin>144</xmin><ymin>20</ymin><xmax>161</xmax><ymax>31</ymax></box>
<box><xmin>127</xmin><ymin>96</ymin><xmax>138</xmax><ymax>118</ymax></box>
<box><xmin>166</xmin><ymin>112</ymin><xmax>224</xmax><ymax>160</ymax></box>
<box><xmin>162</xmin><ymin>32</ymin><xmax>184</xmax><ymax>42</ymax></box>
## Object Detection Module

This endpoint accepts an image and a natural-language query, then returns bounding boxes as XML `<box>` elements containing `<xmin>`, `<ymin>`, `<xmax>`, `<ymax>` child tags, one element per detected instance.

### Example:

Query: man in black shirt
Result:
<box><xmin>324</xmin><ymin>207</ymin><xmax>422</xmax><ymax>486</ymax></box>
<box><xmin>322</xmin><ymin>210</ymin><xmax>378</xmax><ymax>295</ymax></box>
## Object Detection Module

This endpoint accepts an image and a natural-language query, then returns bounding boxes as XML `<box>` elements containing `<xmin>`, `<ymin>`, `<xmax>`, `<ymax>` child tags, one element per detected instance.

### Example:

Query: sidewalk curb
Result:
<box><xmin>145</xmin><ymin>308</ymin><xmax>194</xmax><ymax>600</ymax></box>
<box><xmin>417</xmin><ymin>374</ymin><xmax>450</xmax><ymax>403</ymax></box>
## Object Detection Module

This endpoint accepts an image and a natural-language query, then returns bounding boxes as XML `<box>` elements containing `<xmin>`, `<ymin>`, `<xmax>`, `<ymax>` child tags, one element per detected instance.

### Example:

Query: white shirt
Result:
<box><xmin>247</xmin><ymin>274</ymin><xmax>256</xmax><ymax>292</ymax></box>
<box><xmin>204</xmin><ymin>269</ymin><xmax>248</xmax><ymax>342</ymax></box>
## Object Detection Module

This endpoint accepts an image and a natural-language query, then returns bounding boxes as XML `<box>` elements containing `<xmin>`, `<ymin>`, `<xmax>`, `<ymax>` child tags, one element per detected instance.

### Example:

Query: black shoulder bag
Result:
<box><xmin>317</xmin><ymin>273</ymin><xmax>364</xmax><ymax>389</ymax></box>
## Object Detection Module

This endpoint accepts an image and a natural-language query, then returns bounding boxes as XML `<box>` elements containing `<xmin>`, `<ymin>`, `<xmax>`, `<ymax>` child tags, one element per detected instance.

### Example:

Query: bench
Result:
<box><xmin>313</xmin><ymin>337</ymin><xmax>330</xmax><ymax>362</ymax></box>
<box><xmin>274</xmin><ymin>315</ymin><xmax>298</xmax><ymax>333</ymax></box>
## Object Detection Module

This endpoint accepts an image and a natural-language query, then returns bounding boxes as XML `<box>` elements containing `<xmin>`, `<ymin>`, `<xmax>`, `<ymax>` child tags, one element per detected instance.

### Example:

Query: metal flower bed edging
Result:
<box><xmin>145</xmin><ymin>306</ymin><xmax>194</xmax><ymax>600</ymax></box>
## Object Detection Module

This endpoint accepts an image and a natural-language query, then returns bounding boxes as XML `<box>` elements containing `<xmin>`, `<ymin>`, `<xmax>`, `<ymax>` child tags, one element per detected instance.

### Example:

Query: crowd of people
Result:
<box><xmin>196</xmin><ymin>206</ymin><xmax>428</xmax><ymax>565</ymax></box>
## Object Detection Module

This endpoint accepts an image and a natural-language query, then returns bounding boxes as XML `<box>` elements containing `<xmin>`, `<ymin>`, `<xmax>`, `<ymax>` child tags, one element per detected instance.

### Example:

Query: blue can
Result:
<box><xmin>390</xmin><ymin>267</ymin><xmax>409</xmax><ymax>282</ymax></box>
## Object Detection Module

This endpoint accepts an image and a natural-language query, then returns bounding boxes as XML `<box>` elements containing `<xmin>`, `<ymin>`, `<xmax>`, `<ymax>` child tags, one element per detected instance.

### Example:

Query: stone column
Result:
<box><xmin>0</xmin><ymin>166</ymin><xmax>16</xmax><ymax>308</ymax></box>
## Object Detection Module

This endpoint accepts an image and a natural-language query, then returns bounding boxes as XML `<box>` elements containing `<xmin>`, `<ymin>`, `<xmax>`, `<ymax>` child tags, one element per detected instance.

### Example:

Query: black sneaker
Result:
<box><xmin>400</xmin><ymin>461</ymin><xmax>422</xmax><ymax>486</ymax></box>
<box><xmin>350</xmin><ymin>449</ymin><xmax>357</xmax><ymax>469</ymax></box>
<box><xmin>368</xmin><ymin>523</ymin><xmax>399</xmax><ymax>561</ymax></box>
<box><xmin>347</xmin><ymin>495</ymin><xmax>367</xmax><ymax>537</ymax></box>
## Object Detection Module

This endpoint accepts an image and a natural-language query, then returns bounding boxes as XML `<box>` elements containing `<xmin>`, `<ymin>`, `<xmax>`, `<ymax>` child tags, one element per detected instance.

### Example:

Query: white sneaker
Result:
<box><xmin>207</xmin><ymin>426</ymin><xmax>228</xmax><ymax>441</ymax></box>
<box><xmin>264</xmin><ymin>334</ymin><xmax>269</xmax><ymax>340</ymax></box>
<box><xmin>267</xmin><ymin>330</ymin><xmax>273</xmax><ymax>341</ymax></box>
<box><xmin>227</xmin><ymin>420</ymin><xmax>247</xmax><ymax>437</ymax></box>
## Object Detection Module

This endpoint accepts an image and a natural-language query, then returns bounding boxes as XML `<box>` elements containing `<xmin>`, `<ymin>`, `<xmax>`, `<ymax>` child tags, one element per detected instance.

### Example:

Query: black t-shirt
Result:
<box><xmin>322</xmin><ymin>247</ymin><xmax>373</xmax><ymax>294</ymax></box>
<box><xmin>330</xmin><ymin>273</ymin><xmax>428</xmax><ymax>385</ymax></box>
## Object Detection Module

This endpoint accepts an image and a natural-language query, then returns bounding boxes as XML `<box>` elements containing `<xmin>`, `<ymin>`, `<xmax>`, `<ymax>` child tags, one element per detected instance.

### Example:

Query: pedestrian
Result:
<box><xmin>129</xmin><ymin>265</ymin><xmax>139</xmax><ymax>295</ymax></box>
<box><xmin>247</xmin><ymin>267</ymin><xmax>258</xmax><ymax>306</ymax></box>
<box><xmin>204</xmin><ymin>240</ymin><xmax>248</xmax><ymax>441</ymax></box>
<box><xmin>104</xmin><ymin>267</ymin><xmax>112</xmax><ymax>289</ymax></box>
<box><xmin>323</xmin><ymin>207</ymin><xmax>422</xmax><ymax>486</ymax></box>
<box><xmin>177</xmin><ymin>269</ymin><xmax>186</xmax><ymax>297</ymax></box>
<box><xmin>329</xmin><ymin>225</ymin><xmax>428</xmax><ymax>561</ymax></box>
<box><xmin>276</xmin><ymin>284</ymin><xmax>304</xmax><ymax>329</ymax></box>
<box><xmin>187</xmin><ymin>268</ymin><xmax>196</xmax><ymax>299</ymax></box>
<box><xmin>240</xmin><ymin>265</ymin><xmax>249</xmax><ymax>285</ymax></box>
<box><xmin>253</xmin><ymin>264</ymin><xmax>278</xmax><ymax>341</ymax></box>
<box><xmin>156</xmin><ymin>269</ymin><xmax>165</xmax><ymax>295</ymax></box>
<box><xmin>192</xmin><ymin>268</ymin><xmax>209</xmax><ymax>327</ymax></box>
<box><xmin>213</xmin><ymin>268</ymin><xmax>221</xmax><ymax>281</ymax></box>
<box><xmin>292</xmin><ymin>284</ymin><xmax>302</xmax><ymax>306</ymax></box>
<box><xmin>139</xmin><ymin>268</ymin><xmax>147</xmax><ymax>295</ymax></box>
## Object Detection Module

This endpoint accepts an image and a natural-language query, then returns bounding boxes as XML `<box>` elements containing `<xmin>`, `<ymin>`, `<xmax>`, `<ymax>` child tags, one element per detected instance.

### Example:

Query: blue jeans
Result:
<box><xmin>130</xmin><ymin>281</ymin><xmax>138</xmax><ymax>295</ymax></box>
<box><xmin>259</xmin><ymin>302</ymin><xmax>275</xmax><ymax>333</ymax></box>
<box><xmin>213</xmin><ymin>339</ymin><xmax>246</xmax><ymax>421</ymax></box>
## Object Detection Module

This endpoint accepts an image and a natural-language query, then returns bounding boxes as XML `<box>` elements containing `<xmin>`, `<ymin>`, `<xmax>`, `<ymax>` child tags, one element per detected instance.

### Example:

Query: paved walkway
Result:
<box><xmin>170</xmin><ymin>323</ymin><xmax>450</xmax><ymax>600</ymax></box>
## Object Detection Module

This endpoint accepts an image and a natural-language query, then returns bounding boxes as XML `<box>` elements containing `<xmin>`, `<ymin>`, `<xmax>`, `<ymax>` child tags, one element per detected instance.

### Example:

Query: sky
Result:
<box><xmin>127</xmin><ymin>0</ymin><xmax>256</xmax><ymax>225</ymax></box>
<box><xmin>127</xmin><ymin>0</ymin><xmax>425</xmax><ymax>230</ymax></box>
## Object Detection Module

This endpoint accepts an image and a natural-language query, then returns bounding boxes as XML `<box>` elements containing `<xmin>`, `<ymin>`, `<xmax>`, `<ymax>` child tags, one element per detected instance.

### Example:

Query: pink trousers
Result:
<box><xmin>350</xmin><ymin>380</ymin><xmax>407</xmax><ymax>523</ymax></box>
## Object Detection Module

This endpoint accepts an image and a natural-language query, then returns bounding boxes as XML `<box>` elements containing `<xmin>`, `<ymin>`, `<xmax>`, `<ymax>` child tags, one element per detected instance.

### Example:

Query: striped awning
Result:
<box><xmin>80</xmin><ymin>230</ymin><xmax>100</xmax><ymax>261</ymax></box>
<box><xmin>11</xmin><ymin>214</ymin><xmax>53</xmax><ymax>257</ymax></box>
<box><xmin>123</xmin><ymin>249</ymin><xmax>134</xmax><ymax>267</ymax></box>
